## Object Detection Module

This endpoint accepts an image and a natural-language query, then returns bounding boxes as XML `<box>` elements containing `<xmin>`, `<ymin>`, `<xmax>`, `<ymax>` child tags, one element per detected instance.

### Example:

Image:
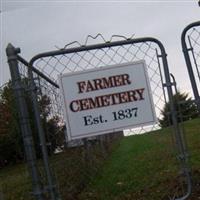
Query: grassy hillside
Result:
<box><xmin>0</xmin><ymin>118</ymin><xmax>200</xmax><ymax>200</ymax></box>
<box><xmin>79</xmin><ymin>118</ymin><xmax>200</xmax><ymax>200</ymax></box>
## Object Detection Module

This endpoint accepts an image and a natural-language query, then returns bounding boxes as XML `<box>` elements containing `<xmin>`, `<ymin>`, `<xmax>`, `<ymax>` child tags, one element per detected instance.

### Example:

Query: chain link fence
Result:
<box><xmin>28</xmin><ymin>35</ymin><xmax>190</xmax><ymax>200</ymax></box>
<box><xmin>31</xmin><ymin>36</ymin><xmax>167</xmax><ymax>135</ymax></box>
<box><xmin>29</xmin><ymin>53</ymin><xmax>123</xmax><ymax>199</ymax></box>
<box><xmin>2</xmin><ymin>35</ymin><xmax>192</xmax><ymax>200</ymax></box>
<box><xmin>180</xmin><ymin>21</ymin><xmax>200</xmax><ymax>200</ymax></box>
<box><xmin>186</xmin><ymin>24</ymin><xmax>200</xmax><ymax>87</ymax></box>
<box><xmin>2</xmin><ymin>45</ymin><xmax>123</xmax><ymax>200</ymax></box>
<box><xmin>182</xmin><ymin>21</ymin><xmax>200</xmax><ymax>113</ymax></box>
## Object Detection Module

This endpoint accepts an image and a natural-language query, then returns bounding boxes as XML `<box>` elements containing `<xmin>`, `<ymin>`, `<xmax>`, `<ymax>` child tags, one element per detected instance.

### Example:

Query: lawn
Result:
<box><xmin>78</xmin><ymin>118</ymin><xmax>200</xmax><ymax>200</ymax></box>
<box><xmin>0</xmin><ymin>118</ymin><xmax>199</xmax><ymax>200</ymax></box>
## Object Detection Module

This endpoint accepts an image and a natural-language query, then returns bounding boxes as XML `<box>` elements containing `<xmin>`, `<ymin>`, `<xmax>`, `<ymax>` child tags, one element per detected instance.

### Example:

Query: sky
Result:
<box><xmin>0</xmin><ymin>0</ymin><xmax>200</xmax><ymax>97</ymax></box>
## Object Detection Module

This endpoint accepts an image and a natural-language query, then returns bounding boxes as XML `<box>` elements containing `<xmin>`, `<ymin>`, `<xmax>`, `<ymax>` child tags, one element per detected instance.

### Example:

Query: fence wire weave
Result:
<box><xmin>32</xmin><ymin>38</ymin><xmax>167</xmax><ymax>135</ymax></box>
<box><xmin>28</xmin><ymin>36</ymin><xmax>194</xmax><ymax>199</ymax></box>
<box><xmin>15</xmin><ymin>53</ymin><xmax>123</xmax><ymax>200</ymax></box>
<box><xmin>2</xmin><ymin>35</ymin><xmax>195</xmax><ymax>200</ymax></box>
<box><xmin>186</xmin><ymin>25</ymin><xmax>200</xmax><ymax>94</ymax></box>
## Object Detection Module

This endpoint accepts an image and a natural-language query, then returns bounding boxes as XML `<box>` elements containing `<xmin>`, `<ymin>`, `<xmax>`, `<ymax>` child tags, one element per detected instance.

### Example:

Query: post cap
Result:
<box><xmin>6</xmin><ymin>43</ymin><xmax>21</xmax><ymax>56</ymax></box>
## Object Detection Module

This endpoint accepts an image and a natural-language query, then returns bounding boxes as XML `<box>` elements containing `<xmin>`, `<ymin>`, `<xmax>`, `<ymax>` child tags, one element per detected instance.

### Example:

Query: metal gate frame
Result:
<box><xmin>181</xmin><ymin>20</ymin><xmax>200</xmax><ymax>113</ymax></box>
<box><xmin>6</xmin><ymin>44</ymin><xmax>61</xmax><ymax>200</ymax></box>
<box><xmin>6</xmin><ymin>36</ymin><xmax>191</xmax><ymax>200</ymax></box>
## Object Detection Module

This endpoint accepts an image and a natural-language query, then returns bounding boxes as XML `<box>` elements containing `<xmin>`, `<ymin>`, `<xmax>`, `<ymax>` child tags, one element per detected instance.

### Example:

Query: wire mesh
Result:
<box><xmin>180</xmin><ymin>22</ymin><xmax>200</xmax><ymax>200</ymax></box>
<box><xmin>29</xmin><ymin>36</ymin><xmax>197</xmax><ymax>200</ymax></box>
<box><xmin>16</xmin><ymin>52</ymin><xmax>124</xmax><ymax>199</ymax></box>
<box><xmin>27</xmin><ymin>37</ymin><xmax>186</xmax><ymax>199</ymax></box>
<box><xmin>3</xmin><ymin>36</ymin><xmax>194</xmax><ymax>200</ymax></box>
<box><xmin>186</xmin><ymin>25</ymin><xmax>200</xmax><ymax>95</ymax></box>
<box><xmin>32</xmin><ymin>38</ymin><xmax>167</xmax><ymax>135</ymax></box>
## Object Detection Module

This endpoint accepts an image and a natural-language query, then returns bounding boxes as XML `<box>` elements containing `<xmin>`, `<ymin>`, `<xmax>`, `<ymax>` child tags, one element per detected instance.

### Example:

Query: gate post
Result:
<box><xmin>6</xmin><ymin>44</ymin><xmax>44</xmax><ymax>200</ymax></box>
<box><xmin>28</xmin><ymin>54</ymin><xmax>61</xmax><ymax>200</ymax></box>
<box><xmin>158</xmin><ymin>43</ymin><xmax>192</xmax><ymax>200</ymax></box>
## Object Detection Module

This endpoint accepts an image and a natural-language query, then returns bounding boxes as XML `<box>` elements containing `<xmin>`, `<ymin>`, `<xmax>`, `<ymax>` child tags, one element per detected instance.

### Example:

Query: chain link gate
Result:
<box><xmin>181</xmin><ymin>21</ymin><xmax>200</xmax><ymax>113</ymax></box>
<box><xmin>6</xmin><ymin>35</ymin><xmax>191</xmax><ymax>200</ymax></box>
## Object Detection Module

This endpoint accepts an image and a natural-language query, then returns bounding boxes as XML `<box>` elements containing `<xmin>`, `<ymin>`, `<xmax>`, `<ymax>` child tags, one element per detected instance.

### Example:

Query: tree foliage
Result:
<box><xmin>159</xmin><ymin>91</ymin><xmax>199</xmax><ymax>128</ymax></box>
<box><xmin>0</xmin><ymin>81</ymin><xmax>64</xmax><ymax>167</ymax></box>
<box><xmin>0</xmin><ymin>82</ymin><xmax>23</xmax><ymax>166</ymax></box>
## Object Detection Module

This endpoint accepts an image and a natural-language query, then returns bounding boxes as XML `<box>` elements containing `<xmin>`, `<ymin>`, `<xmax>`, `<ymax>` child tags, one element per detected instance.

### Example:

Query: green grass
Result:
<box><xmin>78</xmin><ymin>118</ymin><xmax>200</xmax><ymax>200</ymax></box>
<box><xmin>0</xmin><ymin>163</ymin><xmax>33</xmax><ymax>200</ymax></box>
<box><xmin>0</xmin><ymin>118</ymin><xmax>200</xmax><ymax>200</ymax></box>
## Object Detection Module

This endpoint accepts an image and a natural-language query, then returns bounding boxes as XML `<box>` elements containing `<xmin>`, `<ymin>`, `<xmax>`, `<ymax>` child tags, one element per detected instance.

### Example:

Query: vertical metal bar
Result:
<box><xmin>6</xmin><ymin>44</ymin><xmax>44</xmax><ymax>200</ymax></box>
<box><xmin>28</xmin><ymin>62</ymin><xmax>61</xmax><ymax>200</ymax></box>
<box><xmin>156</xmin><ymin>49</ymin><xmax>167</xmax><ymax>103</ymax></box>
<box><xmin>181</xmin><ymin>23</ymin><xmax>200</xmax><ymax>113</ymax></box>
<box><xmin>170</xmin><ymin>73</ymin><xmax>178</xmax><ymax>94</ymax></box>
<box><xmin>170</xmin><ymin>73</ymin><xmax>189</xmax><ymax>156</ymax></box>
<box><xmin>158</xmin><ymin>43</ymin><xmax>192</xmax><ymax>200</ymax></box>
<box><xmin>170</xmin><ymin>73</ymin><xmax>192</xmax><ymax>200</ymax></box>
<box><xmin>160</xmin><ymin>49</ymin><xmax>186</xmax><ymax>156</ymax></box>
<box><xmin>187</xmin><ymin>36</ymin><xmax>200</xmax><ymax>86</ymax></box>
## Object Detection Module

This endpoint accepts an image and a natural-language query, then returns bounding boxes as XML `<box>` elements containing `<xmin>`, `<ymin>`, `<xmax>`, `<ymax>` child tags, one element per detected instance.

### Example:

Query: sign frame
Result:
<box><xmin>59</xmin><ymin>60</ymin><xmax>157</xmax><ymax>141</ymax></box>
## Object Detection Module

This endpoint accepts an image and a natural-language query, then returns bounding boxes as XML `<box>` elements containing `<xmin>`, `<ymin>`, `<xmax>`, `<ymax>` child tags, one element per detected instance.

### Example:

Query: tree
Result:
<box><xmin>0</xmin><ymin>82</ymin><xmax>23</xmax><ymax>166</ymax></box>
<box><xmin>159</xmin><ymin>91</ymin><xmax>199</xmax><ymax>128</ymax></box>
<box><xmin>0</xmin><ymin>81</ymin><xmax>64</xmax><ymax>167</ymax></box>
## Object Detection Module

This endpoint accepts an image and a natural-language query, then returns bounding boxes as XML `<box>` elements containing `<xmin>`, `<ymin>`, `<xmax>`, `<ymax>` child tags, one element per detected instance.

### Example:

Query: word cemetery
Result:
<box><xmin>70</xmin><ymin>74</ymin><xmax>145</xmax><ymax>112</ymax></box>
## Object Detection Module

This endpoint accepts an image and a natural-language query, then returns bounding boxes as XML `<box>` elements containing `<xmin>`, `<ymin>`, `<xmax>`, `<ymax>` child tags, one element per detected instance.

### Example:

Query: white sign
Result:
<box><xmin>59</xmin><ymin>61</ymin><xmax>157</xmax><ymax>140</ymax></box>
